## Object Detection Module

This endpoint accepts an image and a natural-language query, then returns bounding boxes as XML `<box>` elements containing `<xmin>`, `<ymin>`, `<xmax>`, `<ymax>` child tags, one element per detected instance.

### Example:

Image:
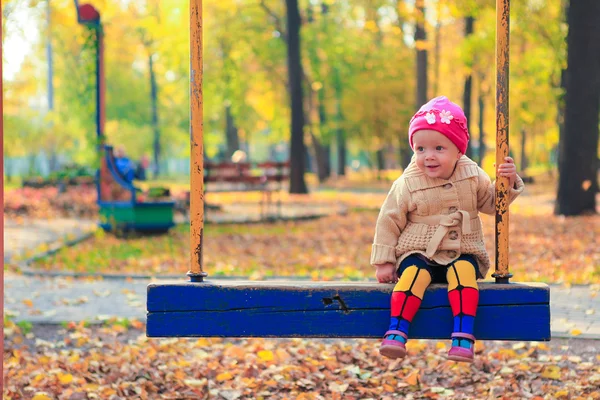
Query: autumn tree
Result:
<box><xmin>555</xmin><ymin>0</ymin><xmax>600</xmax><ymax>216</ymax></box>
<box><xmin>285</xmin><ymin>0</ymin><xmax>308</xmax><ymax>193</ymax></box>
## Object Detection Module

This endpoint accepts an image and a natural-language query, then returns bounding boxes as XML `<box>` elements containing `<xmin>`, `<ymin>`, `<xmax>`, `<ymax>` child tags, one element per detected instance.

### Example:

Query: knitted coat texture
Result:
<box><xmin>370</xmin><ymin>155</ymin><xmax>524</xmax><ymax>279</ymax></box>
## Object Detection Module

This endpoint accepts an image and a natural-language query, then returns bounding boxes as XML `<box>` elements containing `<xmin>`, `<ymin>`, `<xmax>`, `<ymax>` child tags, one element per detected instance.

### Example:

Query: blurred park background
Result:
<box><xmin>2</xmin><ymin>0</ymin><xmax>597</xmax><ymax>214</ymax></box>
<box><xmin>3</xmin><ymin>1</ymin><xmax>600</xmax><ymax>398</ymax></box>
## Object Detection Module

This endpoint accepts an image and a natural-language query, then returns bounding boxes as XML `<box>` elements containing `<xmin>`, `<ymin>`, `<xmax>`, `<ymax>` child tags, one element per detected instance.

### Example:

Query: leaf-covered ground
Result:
<box><xmin>4</xmin><ymin>321</ymin><xmax>600</xmax><ymax>399</ymax></box>
<box><xmin>25</xmin><ymin>191</ymin><xmax>600</xmax><ymax>284</ymax></box>
<box><xmin>4</xmin><ymin>184</ymin><xmax>600</xmax><ymax>399</ymax></box>
<box><xmin>4</xmin><ymin>186</ymin><xmax>98</xmax><ymax>219</ymax></box>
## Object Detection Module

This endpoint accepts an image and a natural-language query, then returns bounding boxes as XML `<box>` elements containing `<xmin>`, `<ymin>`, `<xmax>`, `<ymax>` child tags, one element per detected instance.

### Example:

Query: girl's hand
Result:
<box><xmin>376</xmin><ymin>263</ymin><xmax>398</xmax><ymax>284</ymax></box>
<box><xmin>497</xmin><ymin>156</ymin><xmax>517</xmax><ymax>188</ymax></box>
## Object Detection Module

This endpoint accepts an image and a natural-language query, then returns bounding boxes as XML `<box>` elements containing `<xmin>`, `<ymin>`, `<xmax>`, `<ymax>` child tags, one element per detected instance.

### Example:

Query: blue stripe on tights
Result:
<box><xmin>453</xmin><ymin>315</ymin><xmax>475</xmax><ymax>334</ymax></box>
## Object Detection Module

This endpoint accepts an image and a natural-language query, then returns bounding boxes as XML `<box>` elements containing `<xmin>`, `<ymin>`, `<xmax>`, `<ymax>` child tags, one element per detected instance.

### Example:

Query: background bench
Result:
<box><xmin>180</xmin><ymin>161</ymin><xmax>290</xmax><ymax>219</ymax></box>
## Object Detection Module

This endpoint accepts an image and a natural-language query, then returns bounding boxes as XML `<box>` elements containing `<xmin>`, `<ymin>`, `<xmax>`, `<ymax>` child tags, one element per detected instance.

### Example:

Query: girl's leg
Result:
<box><xmin>385</xmin><ymin>256</ymin><xmax>432</xmax><ymax>343</ymax></box>
<box><xmin>446</xmin><ymin>255</ymin><xmax>479</xmax><ymax>361</ymax></box>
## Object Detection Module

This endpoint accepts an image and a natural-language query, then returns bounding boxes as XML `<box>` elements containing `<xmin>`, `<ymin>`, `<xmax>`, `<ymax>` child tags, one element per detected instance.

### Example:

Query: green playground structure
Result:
<box><xmin>97</xmin><ymin>145</ymin><xmax>175</xmax><ymax>234</ymax></box>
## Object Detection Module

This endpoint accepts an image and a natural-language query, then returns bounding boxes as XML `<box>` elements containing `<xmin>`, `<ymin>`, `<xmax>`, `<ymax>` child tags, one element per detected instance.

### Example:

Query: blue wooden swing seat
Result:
<box><xmin>147</xmin><ymin>280</ymin><xmax>550</xmax><ymax>340</ymax></box>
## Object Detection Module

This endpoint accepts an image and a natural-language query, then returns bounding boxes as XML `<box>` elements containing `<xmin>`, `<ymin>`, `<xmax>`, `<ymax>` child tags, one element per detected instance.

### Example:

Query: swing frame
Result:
<box><xmin>146</xmin><ymin>0</ymin><xmax>550</xmax><ymax>340</ymax></box>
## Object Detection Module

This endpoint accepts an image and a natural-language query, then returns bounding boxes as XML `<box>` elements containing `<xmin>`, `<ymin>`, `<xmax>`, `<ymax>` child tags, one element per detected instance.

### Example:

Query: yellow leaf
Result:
<box><xmin>435</xmin><ymin>341</ymin><xmax>446</xmax><ymax>349</ymax></box>
<box><xmin>23</xmin><ymin>299</ymin><xmax>34</xmax><ymax>308</ymax></box>
<box><xmin>554</xmin><ymin>390</ymin><xmax>570</xmax><ymax>398</ymax></box>
<box><xmin>541</xmin><ymin>365</ymin><xmax>562</xmax><ymax>380</ymax></box>
<box><xmin>58</xmin><ymin>373</ymin><xmax>73</xmax><ymax>385</ymax></box>
<box><xmin>32</xmin><ymin>394</ymin><xmax>52</xmax><ymax>400</ymax></box>
<box><xmin>571</xmin><ymin>329</ymin><xmax>582</xmax><ymax>336</ymax></box>
<box><xmin>216</xmin><ymin>372</ymin><xmax>233</xmax><ymax>382</ymax></box>
<box><xmin>258</xmin><ymin>350</ymin><xmax>274</xmax><ymax>361</ymax></box>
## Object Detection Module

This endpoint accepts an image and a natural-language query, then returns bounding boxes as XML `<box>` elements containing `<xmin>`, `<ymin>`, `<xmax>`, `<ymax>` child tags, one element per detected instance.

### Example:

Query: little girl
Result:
<box><xmin>371</xmin><ymin>96</ymin><xmax>523</xmax><ymax>363</ymax></box>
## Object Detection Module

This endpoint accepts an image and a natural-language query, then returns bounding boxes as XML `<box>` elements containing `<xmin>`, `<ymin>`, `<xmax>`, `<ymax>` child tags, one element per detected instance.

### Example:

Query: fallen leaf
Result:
<box><xmin>32</xmin><ymin>394</ymin><xmax>52</xmax><ymax>400</ymax></box>
<box><xmin>257</xmin><ymin>350</ymin><xmax>274</xmax><ymax>361</ymax></box>
<box><xmin>58</xmin><ymin>373</ymin><xmax>73</xmax><ymax>385</ymax></box>
<box><xmin>216</xmin><ymin>372</ymin><xmax>233</xmax><ymax>382</ymax></box>
<box><xmin>541</xmin><ymin>365</ymin><xmax>562</xmax><ymax>380</ymax></box>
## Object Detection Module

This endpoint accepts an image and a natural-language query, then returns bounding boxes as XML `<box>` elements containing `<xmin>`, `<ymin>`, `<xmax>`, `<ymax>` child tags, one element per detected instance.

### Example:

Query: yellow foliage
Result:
<box><xmin>32</xmin><ymin>394</ymin><xmax>53</xmax><ymax>400</ymax></box>
<box><xmin>258</xmin><ymin>350</ymin><xmax>274</xmax><ymax>361</ymax></box>
<box><xmin>541</xmin><ymin>365</ymin><xmax>562</xmax><ymax>380</ymax></box>
<box><xmin>216</xmin><ymin>372</ymin><xmax>234</xmax><ymax>382</ymax></box>
<box><xmin>58</xmin><ymin>373</ymin><xmax>74</xmax><ymax>385</ymax></box>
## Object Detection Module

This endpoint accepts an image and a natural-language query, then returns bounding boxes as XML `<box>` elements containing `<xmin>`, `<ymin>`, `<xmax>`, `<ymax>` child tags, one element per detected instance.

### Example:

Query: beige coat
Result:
<box><xmin>370</xmin><ymin>155</ymin><xmax>524</xmax><ymax>278</ymax></box>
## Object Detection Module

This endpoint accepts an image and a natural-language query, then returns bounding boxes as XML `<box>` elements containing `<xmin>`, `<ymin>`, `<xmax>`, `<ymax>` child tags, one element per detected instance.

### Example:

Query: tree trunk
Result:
<box><xmin>415</xmin><ymin>0</ymin><xmax>428</xmax><ymax>107</ymax></box>
<box><xmin>310</xmin><ymin>132</ymin><xmax>329</xmax><ymax>182</ymax></box>
<box><xmin>317</xmin><ymin>84</ymin><xmax>331</xmax><ymax>179</ymax></box>
<box><xmin>225</xmin><ymin>104</ymin><xmax>240</xmax><ymax>160</ymax></box>
<box><xmin>375</xmin><ymin>149</ymin><xmax>385</xmax><ymax>181</ymax></box>
<box><xmin>520</xmin><ymin>128</ymin><xmax>528</xmax><ymax>173</ymax></box>
<box><xmin>462</xmin><ymin>16</ymin><xmax>474</xmax><ymax>158</ymax></box>
<box><xmin>478</xmin><ymin>93</ymin><xmax>486</xmax><ymax>166</ymax></box>
<box><xmin>305</xmin><ymin>13</ymin><xmax>331</xmax><ymax>182</ymax></box>
<box><xmin>49</xmin><ymin>149</ymin><xmax>59</xmax><ymax>172</ymax></box>
<box><xmin>149</xmin><ymin>53</ymin><xmax>161</xmax><ymax>178</ymax></box>
<box><xmin>555</xmin><ymin>0</ymin><xmax>600</xmax><ymax>215</ymax></box>
<box><xmin>333</xmin><ymin>66</ymin><xmax>346</xmax><ymax>176</ymax></box>
<box><xmin>305</xmin><ymin>77</ymin><xmax>328</xmax><ymax>182</ymax></box>
<box><xmin>285</xmin><ymin>0</ymin><xmax>308</xmax><ymax>194</ymax></box>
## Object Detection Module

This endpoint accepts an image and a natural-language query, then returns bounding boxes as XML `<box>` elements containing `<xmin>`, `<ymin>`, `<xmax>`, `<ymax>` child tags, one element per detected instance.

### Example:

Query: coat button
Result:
<box><xmin>448</xmin><ymin>250</ymin><xmax>458</xmax><ymax>258</ymax></box>
<box><xmin>449</xmin><ymin>231</ymin><xmax>458</xmax><ymax>240</ymax></box>
<box><xmin>443</xmin><ymin>183</ymin><xmax>453</xmax><ymax>189</ymax></box>
<box><xmin>449</xmin><ymin>206</ymin><xmax>458</xmax><ymax>212</ymax></box>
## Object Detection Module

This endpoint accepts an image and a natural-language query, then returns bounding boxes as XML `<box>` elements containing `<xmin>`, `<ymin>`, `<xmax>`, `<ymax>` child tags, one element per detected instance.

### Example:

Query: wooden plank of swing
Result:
<box><xmin>146</xmin><ymin>280</ymin><xmax>550</xmax><ymax>340</ymax></box>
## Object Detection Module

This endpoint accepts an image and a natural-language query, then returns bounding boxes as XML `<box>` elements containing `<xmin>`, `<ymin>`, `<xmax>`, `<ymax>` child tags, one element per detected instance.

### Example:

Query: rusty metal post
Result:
<box><xmin>493</xmin><ymin>0</ymin><xmax>512</xmax><ymax>283</ymax></box>
<box><xmin>187</xmin><ymin>0</ymin><xmax>207</xmax><ymax>282</ymax></box>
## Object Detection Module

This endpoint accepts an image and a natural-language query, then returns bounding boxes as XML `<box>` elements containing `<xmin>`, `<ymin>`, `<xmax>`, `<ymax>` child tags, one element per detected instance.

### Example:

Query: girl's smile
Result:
<box><xmin>412</xmin><ymin>129</ymin><xmax>462</xmax><ymax>180</ymax></box>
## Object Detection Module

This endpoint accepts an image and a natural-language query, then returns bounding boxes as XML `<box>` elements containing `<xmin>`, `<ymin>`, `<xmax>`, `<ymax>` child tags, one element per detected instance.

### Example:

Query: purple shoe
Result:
<box><xmin>380</xmin><ymin>330</ymin><xmax>408</xmax><ymax>359</ymax></box>
<box><xmin>447</xmin><ymin>332</ymin><xmax>475</xmax><ymax>363</ymax></box>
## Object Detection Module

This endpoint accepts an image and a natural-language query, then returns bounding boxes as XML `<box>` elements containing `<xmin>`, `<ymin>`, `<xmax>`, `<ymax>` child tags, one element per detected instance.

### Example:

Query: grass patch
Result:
<box><xmin>24</xmin><ymin>186</ymin><xmax>600</xmax><ymax>284</ymax></box>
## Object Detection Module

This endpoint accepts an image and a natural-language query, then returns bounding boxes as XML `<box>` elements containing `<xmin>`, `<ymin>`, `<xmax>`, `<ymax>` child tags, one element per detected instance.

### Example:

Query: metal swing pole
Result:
<box><xmin>493</xmin><ymin>0</ymin><xmax>512</xmax><ymax>283</ymax></box>
<box><xmin>188</xmin><ymin>0</ymin><xmax>207</xmax><ymax>282</ymax></box>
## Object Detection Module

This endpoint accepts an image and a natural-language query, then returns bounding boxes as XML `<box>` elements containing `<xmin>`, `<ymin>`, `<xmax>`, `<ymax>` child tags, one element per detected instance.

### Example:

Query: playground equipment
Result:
<box><xmin>97</xmin><ymin>145</ymin><xmax>175</xmax><ymax>234</ymax></box>
<box><xmin>146</xmin><ymin>0</ymin><xmax>550</xmax><ymax>339</ymax></box>
<box><xmin>74</xmin><ymin>2</ymin><xmax>175</xmax><ymax>234</ymax></box>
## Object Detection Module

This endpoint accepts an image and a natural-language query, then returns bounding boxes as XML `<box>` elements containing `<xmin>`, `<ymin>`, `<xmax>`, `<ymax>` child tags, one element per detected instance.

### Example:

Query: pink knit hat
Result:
<box><xmin>408</xmin><ymin>96</ymin><xmax>470</xmax><ymax>154</ymax></box>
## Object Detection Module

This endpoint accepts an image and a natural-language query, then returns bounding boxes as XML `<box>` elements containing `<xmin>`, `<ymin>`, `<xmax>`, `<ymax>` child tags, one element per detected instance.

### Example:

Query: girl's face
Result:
<box><xmin>412</xmin><ymin>129</ymin><xmax>462</xmax><ymax>180</ymax></box>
